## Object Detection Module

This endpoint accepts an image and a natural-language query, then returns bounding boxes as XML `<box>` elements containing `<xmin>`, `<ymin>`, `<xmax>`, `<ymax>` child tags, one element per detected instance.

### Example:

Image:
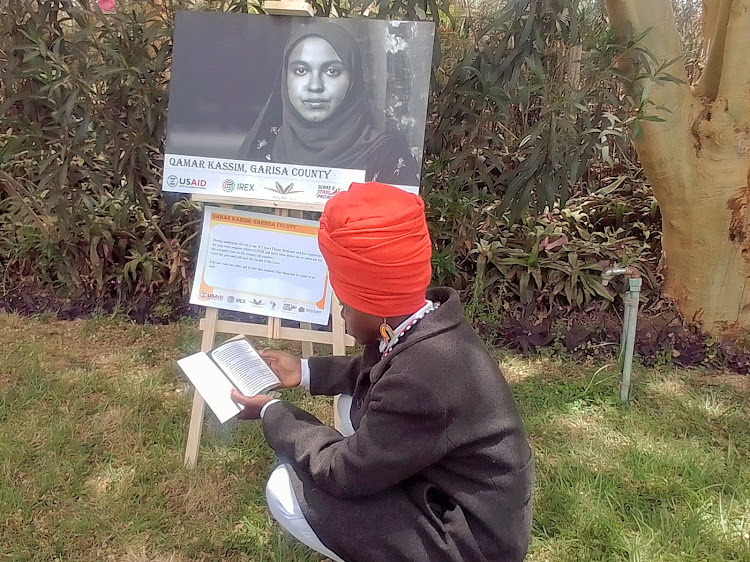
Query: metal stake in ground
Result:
<box><xmin>602</xmin><ymin>267</ymin><xmax>642</xmax><ymax>403</ymax></box>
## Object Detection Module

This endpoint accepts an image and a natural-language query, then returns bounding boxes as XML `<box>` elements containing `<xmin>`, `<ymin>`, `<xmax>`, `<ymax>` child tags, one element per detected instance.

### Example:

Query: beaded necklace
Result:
<box><xmin>381</xmin><ymin>301</ymin><xmax>440</xmax><ymax>359</ymax></box>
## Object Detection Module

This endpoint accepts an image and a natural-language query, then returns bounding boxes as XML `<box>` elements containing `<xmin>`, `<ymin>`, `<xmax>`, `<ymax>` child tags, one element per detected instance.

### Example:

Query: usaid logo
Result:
<box><xmin>222</xmin><ymin>179</ymin><xmax>235</xmax><ymax>193</ymax></box>
<box><xmin>173</xmin><ymin>177</ymin><xmax>206</xmax><ymax>188</ymax></box>
<box><xmin>199</xmin><ymin>292</ymin><xmax>223</xmax><ymax>301</ymax></box>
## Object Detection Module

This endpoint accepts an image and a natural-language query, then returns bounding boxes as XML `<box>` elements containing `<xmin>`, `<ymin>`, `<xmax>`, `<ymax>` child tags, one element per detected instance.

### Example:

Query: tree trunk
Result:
<box><xmin>605</xmin><ymin>0</ymin><xmax>750</xmax><ymax>333</ymax></box>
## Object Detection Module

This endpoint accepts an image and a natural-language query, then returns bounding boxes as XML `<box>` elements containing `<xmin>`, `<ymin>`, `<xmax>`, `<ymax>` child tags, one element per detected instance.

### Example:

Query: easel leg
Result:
<box><xmin>300</xmin><ymin>323</ymin><xmax>314</xmax><ymax>358</ymax></box>
<box><xmin>184</xmin><ymin>392</ymin><xmax>206</xmax><ymax>468</ymax></box>
<box><xmin>184</xmin><ymin>306</ymin><xmax>220</xmax><ymax>468</ymax></box>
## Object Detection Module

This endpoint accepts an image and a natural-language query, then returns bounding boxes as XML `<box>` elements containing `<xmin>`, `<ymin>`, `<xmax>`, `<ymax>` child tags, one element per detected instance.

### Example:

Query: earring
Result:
<box><xmin>379</xmin><ymin>319</ymin><xmax>395</xmax><ymax>344</ymax></box>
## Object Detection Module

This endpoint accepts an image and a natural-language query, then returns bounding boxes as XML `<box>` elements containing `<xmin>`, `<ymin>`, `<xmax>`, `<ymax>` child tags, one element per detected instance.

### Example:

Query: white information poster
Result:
<box><xmin>190</xmin><ymin>207</ymin><xmax>332</xmax><ymax>325</ymax></box>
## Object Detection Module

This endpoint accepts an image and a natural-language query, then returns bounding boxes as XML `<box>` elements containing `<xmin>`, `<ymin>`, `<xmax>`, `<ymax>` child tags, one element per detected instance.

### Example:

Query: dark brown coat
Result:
<box><xmin>262</xmin><ymin>287</ymin><xmax>533</xmax><ymax>561</ymax></box>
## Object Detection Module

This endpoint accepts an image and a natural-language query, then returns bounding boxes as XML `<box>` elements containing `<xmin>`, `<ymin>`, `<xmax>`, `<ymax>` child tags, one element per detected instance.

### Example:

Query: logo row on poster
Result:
<box><xmin>195</xmin><ymin>288</ymin><xmax>329</xmax><ymax>324</ymax></box>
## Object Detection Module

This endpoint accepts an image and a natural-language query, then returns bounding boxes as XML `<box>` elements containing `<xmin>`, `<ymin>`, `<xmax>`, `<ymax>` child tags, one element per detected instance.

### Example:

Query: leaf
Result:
<box><xmin>595</xmin><ymin>176</ymin><xmax>627</xmax><ymax>196</ymax></box>
<box><xmin>89</xmin><ymin>235</ymin><xmax>101</xmax><ymax>267</ymax></box>
<box><xmin>640</xmin><ymin>79</ymin><xmax>653</xmax><ymax>104</ymax></box>
<box><xmin>143</xmin><ymin>260</ymin><xmax>154</xmax><ymax>285</ymax></box>
<box><xmin>524</xmin><ymin>56</ymin><xmax>545</xmax><ymax>80</ymax></box>
<box><xmin>519</xmin><ymin>270</ymin><xmax>532</xmax><ymax>304</ymax></box>
<box><xmin>531</xmin><ymin>267</ymin><xmax>543</xmax><ymax>289</ymax></box>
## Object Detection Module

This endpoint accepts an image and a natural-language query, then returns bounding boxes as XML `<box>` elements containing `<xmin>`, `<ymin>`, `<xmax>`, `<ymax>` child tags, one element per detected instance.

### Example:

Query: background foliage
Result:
<box><xmin>1</xmin><ymin>0</ymin><xmax>201</xmax><ymax>320</ymax></box>
<box><xmin>1</xmin><ymin>0</ymin><xmax>747</xmax><ymax>370</ymax></box>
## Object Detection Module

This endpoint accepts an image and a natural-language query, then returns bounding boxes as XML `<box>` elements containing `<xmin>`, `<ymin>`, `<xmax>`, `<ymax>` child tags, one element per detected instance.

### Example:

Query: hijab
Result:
<box><xmin>241</xmin><ymin>22</ymin><xmax>390</xmax><ymax>169</ymax></box>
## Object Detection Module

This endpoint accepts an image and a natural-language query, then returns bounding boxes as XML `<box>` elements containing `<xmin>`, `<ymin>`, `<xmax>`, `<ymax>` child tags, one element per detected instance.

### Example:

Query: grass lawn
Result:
<box><xmin>1</xmin><ymin>313</ymin><xmax>749</xmax><ymax>562</ymax></box>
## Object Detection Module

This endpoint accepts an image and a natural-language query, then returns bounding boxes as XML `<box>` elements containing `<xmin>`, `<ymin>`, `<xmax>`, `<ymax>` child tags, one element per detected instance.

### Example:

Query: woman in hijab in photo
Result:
<box><xmin>237</xmin><ymin>22</ymin><xmax>420</xmax><ymax>186</ymax></box>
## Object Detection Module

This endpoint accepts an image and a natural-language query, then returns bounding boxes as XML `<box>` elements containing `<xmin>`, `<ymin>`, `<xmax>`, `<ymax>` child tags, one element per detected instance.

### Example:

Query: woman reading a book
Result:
<box><xmin>231</xmin><ymin>182</ymin><xmax>533</xmax><ymax>562</ymax></box>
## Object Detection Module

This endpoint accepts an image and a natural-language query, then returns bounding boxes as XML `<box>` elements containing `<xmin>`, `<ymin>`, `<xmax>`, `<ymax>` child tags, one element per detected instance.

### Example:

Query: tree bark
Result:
<box><xmin>694</xmin><ymin>0</ymin><xmax>733</xmax><ymax>100</ymax></box>
<box><xmin>605</xmin><ymin>0</ymin><xmax>750</xmax><ymax>333</ymax></box>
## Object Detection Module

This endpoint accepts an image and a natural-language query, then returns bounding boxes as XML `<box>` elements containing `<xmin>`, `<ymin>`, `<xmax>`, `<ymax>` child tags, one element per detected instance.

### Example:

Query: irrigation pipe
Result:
<box><xmin>602</xmin><ymin>267</ymin><xmax>642</xmax><ymax>403</ymax></box>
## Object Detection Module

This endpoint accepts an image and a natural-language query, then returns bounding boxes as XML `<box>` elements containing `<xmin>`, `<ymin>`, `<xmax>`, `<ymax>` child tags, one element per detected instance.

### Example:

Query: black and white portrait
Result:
<box><xmin>163</xmin><ymin>13</ymin><xmax>434</xmax><ymax>203</ymax></box>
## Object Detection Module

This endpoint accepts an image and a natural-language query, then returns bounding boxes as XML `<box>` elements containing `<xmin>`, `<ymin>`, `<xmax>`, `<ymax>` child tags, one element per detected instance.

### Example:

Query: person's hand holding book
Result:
<box><xmin>231</xmin><ymin>389</ymin><xmax>275</xmax><ymax>420</ymax></box>
<box><xmin>259</xmin><ymin>349</ymin><xmax>302</xmax><ymax>388</ymax></box>
<box><xmin>177</xmin><ymin>337</ymin><xmax>286</xmax><ymax>423</ymax></box>
<box><xmin>231</xmin><ymin>350</ymin><xmax>301</xmax><ymax>420</ymax></box>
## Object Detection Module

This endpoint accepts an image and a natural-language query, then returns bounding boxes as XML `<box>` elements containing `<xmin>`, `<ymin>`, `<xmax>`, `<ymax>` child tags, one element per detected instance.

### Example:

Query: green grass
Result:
<box><xmin>1</xmin><ymin>313</ymin><xmax>748</xmax><ymax>561</ymax></box>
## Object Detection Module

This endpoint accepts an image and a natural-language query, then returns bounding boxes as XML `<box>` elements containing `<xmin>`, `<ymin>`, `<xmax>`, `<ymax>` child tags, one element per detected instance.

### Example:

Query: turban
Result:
<box><xmin>318</xmin><ymin>182</ymin><xmax>432</xmax><ymax>318</ymax></box>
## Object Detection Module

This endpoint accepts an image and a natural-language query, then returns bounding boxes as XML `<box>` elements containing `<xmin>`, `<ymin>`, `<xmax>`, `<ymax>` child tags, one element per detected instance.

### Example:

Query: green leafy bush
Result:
<box><xmin>425</xmin><ymin>169</ymin><xmax>661</xmax><ymax>315</ymax></box>
<box><xmin>0</xmin><ymin>0</ymin><xmax>202</xmax><ymax>318</ymax></box>
<box><xmin>0</xmin><ymin>0</ymin><xmax>658</xmax><ymax>325</ymax></box>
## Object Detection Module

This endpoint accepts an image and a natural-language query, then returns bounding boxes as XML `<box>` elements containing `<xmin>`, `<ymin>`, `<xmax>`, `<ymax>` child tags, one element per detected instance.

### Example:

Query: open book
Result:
<box><xmin>177</xmin><ymin>337</ymin><xmax>281</xmax><ymax>423</ymax></box>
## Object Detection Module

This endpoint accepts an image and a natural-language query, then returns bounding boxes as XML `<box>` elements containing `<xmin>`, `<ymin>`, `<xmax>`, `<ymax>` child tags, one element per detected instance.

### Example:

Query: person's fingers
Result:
<box><xmin>258</xmin><ymin>349</ymin><xmax>279</xmax><ymax>365</ymax></box>
<box><xmin>230</xmin><ymin>388</ymin><xmax>250</xmax><ymax>405</ymax></box>
<box><xmin>260</xmin><ymin>349</ymin><xmax>285</xmax><ymax>360</ymax></box>
<box><xmin>259</xmin><ymin>350</ymin><xmax>283</xmax><ymax>370</ymax></box>
<box><xmin>261</xmin><ymin>349</ymin><xmax>301</xmax><ymax>364</ymax></box>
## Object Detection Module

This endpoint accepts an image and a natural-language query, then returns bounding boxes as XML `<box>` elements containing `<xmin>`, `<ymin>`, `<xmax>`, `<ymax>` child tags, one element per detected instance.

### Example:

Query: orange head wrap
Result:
<box><xmin>318</xmin><ymin>182</ymin><xmax>432</xmax><ymax>318</ymax></box>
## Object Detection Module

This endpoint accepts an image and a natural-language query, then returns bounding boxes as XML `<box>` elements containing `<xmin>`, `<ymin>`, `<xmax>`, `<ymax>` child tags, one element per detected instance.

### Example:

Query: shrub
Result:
<box><xmin>3</xmin><ymin>1</ymin><xmax>746</xmax><ymax>372</ymax></box>
<box><xmin>424</xmin><ymin>168</ymin><xmax>661</xmax><ymax>313</ymax></box>
<box><xmin>0</xmin><ymin>0</ymin><xmax>201</xmax><ymax>319</ymax></box>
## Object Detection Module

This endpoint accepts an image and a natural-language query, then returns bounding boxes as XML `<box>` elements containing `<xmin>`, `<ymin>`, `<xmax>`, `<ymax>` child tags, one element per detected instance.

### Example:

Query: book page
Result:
<box><xmin>210</xmin><ymin>339</ymin><xmax>281</xmax><ymax>397</ymax></box>
<box><xmin>176</xmin><ymin>352</ymin><xmax>242</xmax><ymax>424</ymax></box>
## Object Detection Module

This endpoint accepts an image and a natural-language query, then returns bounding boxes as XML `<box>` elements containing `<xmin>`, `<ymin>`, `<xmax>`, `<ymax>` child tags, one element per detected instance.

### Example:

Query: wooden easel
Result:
<box><xmin>263</xmin><ymin>0</ymin><xmax>315</xmax><ymax>17</ymax></box>
<box><xmin>183</xmin><ymin>1</ymin><xmax>355</xmax><ymax>468</ymax></box>
<box><xmin>184</xmin><ymin>200</ymin><xmax>354</xmax><ymax>467</ymax></box>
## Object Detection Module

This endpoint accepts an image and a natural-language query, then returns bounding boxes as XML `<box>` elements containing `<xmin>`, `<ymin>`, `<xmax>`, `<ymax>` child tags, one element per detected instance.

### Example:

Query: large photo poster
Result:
<box><xmin>163</xmin><ymin>12</ymin><xmax>435</xmax><ymax>205</ymax></box>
